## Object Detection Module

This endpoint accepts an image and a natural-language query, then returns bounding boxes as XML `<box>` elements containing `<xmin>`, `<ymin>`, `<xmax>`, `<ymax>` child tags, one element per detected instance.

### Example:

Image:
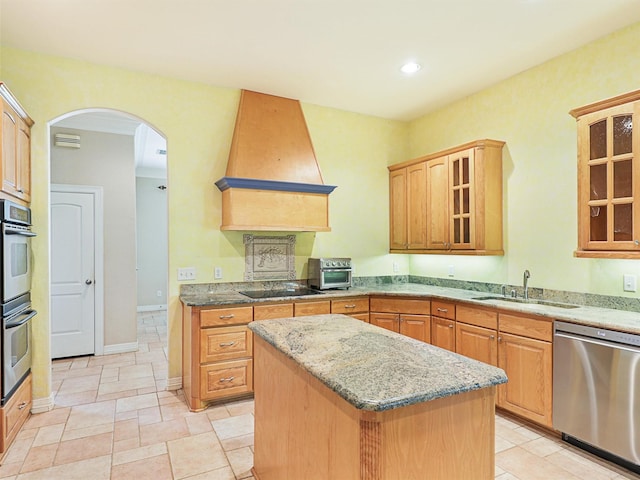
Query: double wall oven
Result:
<box><xmin>0</xmin><ymin>200</ymin><xmax>36</xmax><ymax>405</ymax></box>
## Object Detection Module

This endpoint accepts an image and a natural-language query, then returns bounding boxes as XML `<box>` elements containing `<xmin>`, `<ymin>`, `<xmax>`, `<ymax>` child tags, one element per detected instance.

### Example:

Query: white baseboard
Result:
<box><xmin>103</xmin><ymin>341</ymin><xmax>139</xmax><ymax>355</ymax></box>
<box><xmin>137</xmin><ymin>305</ymin><xmax>167</xmax><ymax>312</ymax></box>
<box><xmin>31</xmin><ymin>393</ymin><xmax>55</xmax><ymax>414</ymax></box>
<box><xmin>166</xmin><ymin>376</ymin><xmax>182</xmax><ymax>391</ymax></box>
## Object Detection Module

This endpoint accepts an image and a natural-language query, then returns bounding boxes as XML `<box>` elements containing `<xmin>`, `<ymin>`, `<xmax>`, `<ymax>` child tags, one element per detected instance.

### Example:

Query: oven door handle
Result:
<box><xmin>4</xmin><ymin>228</ymin><xmax>36</xmax><ymax>237</ymax></box>
<box><xmin>5</xmin><ymin>309</ymin><xmax>37</xmax><ymax>329</ymax></box>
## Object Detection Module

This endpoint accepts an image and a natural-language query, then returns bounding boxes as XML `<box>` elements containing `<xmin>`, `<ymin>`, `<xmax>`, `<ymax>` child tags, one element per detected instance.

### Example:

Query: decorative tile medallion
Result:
<box><xmin>243</xmin><ymin>234</ymin><xmax>296</xmax><ymax>281</ymax></box>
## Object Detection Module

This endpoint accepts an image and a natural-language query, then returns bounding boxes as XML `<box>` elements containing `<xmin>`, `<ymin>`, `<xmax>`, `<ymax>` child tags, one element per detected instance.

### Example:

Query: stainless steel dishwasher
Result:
<box><xmin>553</xmin><ymin>320</ymin><xmax>640</xmax><ymax>474</ymax></box>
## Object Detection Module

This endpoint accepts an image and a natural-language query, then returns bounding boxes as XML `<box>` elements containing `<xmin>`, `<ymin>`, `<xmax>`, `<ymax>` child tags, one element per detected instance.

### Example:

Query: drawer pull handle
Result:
<box><xmin>18</xmin><ymin>401</ymin><xmax>27</xmax><ymax>410</ymax></box>
<box><xmin>344</xmin><ymin>304</ymin><xmax>356</xmax><ymax>309</ymax></box>
<box><xmin>219</xmin><ymin>376</ymin><xmax>235</xmax><ymax>383</ymax></box>
<box><xmin>219</xmin><ymin>341</ymin><xmax>236</xmax><ymax>347</ymax></box>
<box><xmin>448</xmin><ymin>324</ymin><xmax>454</xmax><ymax>328</ymax></box>
<box><xmin>437</xmin><ymin>308</ymin><xmax>448</xmax><ymax>313</ymax></box>
<box><xmin>219</xmin><ymin>314</ymin><xmax>235</xmax><ymax>319</ymax></box>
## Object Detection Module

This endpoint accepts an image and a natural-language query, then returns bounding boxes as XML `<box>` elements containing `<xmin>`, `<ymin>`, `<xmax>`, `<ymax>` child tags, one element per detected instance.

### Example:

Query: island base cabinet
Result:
<box><xmin>252</xmin><ymin>336</ymin><xmax>497</xmax><ymax>480</ymax></box>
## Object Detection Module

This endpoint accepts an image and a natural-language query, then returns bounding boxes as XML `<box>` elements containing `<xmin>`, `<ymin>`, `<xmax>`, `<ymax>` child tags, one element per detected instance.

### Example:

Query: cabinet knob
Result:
<box><xmin>635</xmin><ymin>240</ymin><xmax>640</xmax><ymax>246</ymax></box>
<box><xmin>490</xmin><ymin>335</ymin><xmax>495</xmax><ymax>340</ymax></box>
<box><xmin>448</xmin><ymin>324</ymin><xmax>454</xmax><ymax>328</ymax></box>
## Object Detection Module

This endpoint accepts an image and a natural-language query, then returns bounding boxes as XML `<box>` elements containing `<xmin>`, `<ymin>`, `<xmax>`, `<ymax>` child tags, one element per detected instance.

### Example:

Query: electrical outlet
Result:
<box><xmin>623</xmin><ymin>274</ymin><xmax>637</xmax><ymax>292</ymax></box>
<box><xmin>177</xmin><ymin>267</ymin><xmax>196</xmax><ymax>281</ymax></box>
<box><xmin>448</xmin><ymin>265</ymin><xmax>455</xmax><ymax>277</ymax></box>
<box><xmin>393</xmin><ymin>262</ymin><xmax>399</xmax><ymax>273</ymax></box>
<box><xmin>214</xmin><ymin>267</ymin><xmax>223</xmax><ymax>279</ymax></box>
<box><xmin>156</xmin><ymin>290</ymin><xmax>162</xmax><ymax>297</ymax></box>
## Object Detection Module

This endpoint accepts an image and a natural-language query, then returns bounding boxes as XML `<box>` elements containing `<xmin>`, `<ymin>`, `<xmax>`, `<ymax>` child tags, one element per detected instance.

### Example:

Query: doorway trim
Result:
<box><xmin>50</xmin><ymin>183</ymin><xmax>105</xmax><ymax>356</ymax></box>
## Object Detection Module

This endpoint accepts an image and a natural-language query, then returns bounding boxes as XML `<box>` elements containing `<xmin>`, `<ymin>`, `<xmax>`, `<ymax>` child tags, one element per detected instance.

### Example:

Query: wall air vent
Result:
<box><xmin>54</xmin><ymin>133</ymin><xmax>81</xmax><ymax>149</ymax></box>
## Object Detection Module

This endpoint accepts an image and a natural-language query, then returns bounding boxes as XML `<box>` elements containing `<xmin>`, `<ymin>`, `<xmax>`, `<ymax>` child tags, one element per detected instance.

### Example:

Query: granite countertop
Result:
<box><xmin>248</xmin><ymin>314</ymin><xmax>507</xmax><ymax>412</ymax></box>
<box><xmin>181</xmin><ymin>283</ymin><xmax>640</xmax><ymax>335</ymax></box>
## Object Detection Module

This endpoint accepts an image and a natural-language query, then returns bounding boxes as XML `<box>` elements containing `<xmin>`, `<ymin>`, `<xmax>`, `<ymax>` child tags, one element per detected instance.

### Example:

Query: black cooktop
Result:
<box><xmin>239</xmin><ymin>288</ymin><xmax>324</xmax><ymax>299</ymax></box>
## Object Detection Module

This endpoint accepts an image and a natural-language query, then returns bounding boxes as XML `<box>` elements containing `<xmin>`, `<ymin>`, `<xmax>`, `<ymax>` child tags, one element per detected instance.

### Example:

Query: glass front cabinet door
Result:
<box><xmin>572</xmin><ymin>91</ymin><xmax>640</xmax><ymax>257</ymax></box>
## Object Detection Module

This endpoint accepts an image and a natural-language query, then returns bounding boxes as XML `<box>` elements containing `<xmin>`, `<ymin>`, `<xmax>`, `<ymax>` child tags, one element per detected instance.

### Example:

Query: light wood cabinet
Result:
<box><xmin>254</xmin><ymin>303</ymin><xmax>293</xmax><ymax>321</ymax></box>
<box><xmin>456</xmin><ymin>304</ymin><xmax>498</xmax><ymax>366</ymax></box>
<box><xmin>0</xmin><ymin>84</ymin><xmax>32</xmax><ymax>204</ymax></box>
<box><xmin>294</xmin><ymin>300</ymin><xmax>331</xmax><ymax>317</ymax></box>
<box><xmin>389</xmin><ymin>163</ymin><xmax>428</xmax><ymax>249</ymax></box>
<box><xmin>430</xmin><ymin>300</ymin><xmax>456</xmax><ymax>351</ymax></box>
<box><xmin>183</xmin><ymin>304</ymin><xmax>254</xmax><ymax>410</ymax></box>
<box><xmin>0</xmin><ymin>373</ymin><xmax>31</xmax><ymax>458</ymax></box>
<box><xmin>331</xmin><ymin>297</ymin><xmax>369</xmax><ymax>322</ymax></box>
<box><xmin>388</xmin><ymin>139</ymin><xmax>504</xmax><ymax>255</ymax></box>
<box><xmin>571</xmin><ymin>90</ymin><xmax>640</xmax><ymax>258</ymax></box>
<box><xmin>497</xmin><ymin>312</ymin><xmax>553</xmax><ymax>427</ymax></box>
<box><xmin>369</xmin><ymin>296</ymin><xmax>430</xmax><ymax>342</ymax></box>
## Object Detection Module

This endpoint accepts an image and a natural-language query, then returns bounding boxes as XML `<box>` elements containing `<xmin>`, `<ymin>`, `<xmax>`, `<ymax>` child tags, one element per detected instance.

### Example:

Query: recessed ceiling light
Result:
<box><xmin>400</xmin><ymin>62</ymin><xmax>421</xmax><ymax>74</ymax></box>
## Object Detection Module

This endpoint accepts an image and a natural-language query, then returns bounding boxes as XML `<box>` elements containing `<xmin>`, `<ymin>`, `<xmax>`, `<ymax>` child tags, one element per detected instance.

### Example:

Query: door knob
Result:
<box><xmin>85</xmin><ymin>279</ymin><xmax>93</xmax><ymax>285</ymax></box>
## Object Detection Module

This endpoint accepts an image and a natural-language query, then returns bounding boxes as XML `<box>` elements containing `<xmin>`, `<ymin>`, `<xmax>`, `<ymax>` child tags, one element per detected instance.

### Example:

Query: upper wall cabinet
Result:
<box><xmin>389</xmin><ymin>139</ymin><xmax>504</xmax><ymax>255</ymax></box>
<box><xmin>0</xmin><ymin>83</ymin><xmax>33</xmax><ymax>204</ymax></box>
<box><xmin>571</xmin><ymin>90</ymin><xmax>640</xmax><ymax>258</ymax></box>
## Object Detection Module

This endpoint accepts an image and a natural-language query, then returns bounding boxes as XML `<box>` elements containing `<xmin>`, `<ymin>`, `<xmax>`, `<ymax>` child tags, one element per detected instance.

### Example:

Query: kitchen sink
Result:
<box><xmin>471</xmin><ymin>296</ymin><xmax>579</xmax><ymax>309</ymax></box>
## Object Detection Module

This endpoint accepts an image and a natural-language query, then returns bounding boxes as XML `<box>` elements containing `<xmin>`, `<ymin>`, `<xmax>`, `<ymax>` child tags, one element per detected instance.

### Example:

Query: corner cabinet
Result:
<box><xmin>389</xmin><ymin>139</ymin><xmax>504</xmax><ymax>255</ymax></box>
<box><xmin>571</xmin><ymin>90</ymin><xmax>640</xmax><ymax>258</ymax></box>
<box><xmin>0</xmin><ymin>83</ymin><xmax>33</xmax><ymax>204</ymax></box>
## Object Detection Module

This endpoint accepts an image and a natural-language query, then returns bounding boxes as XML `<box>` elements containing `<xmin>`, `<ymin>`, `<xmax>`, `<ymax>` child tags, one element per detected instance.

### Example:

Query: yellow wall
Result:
<box><xmin>407</xmin><ymin>21</ymin><xmax>640</xmax><ymax>297</ymax></box>
<box><xmin>0</xmin><ymin>47</ymin><xmax>407</xmax><ymax>403</ymax></box>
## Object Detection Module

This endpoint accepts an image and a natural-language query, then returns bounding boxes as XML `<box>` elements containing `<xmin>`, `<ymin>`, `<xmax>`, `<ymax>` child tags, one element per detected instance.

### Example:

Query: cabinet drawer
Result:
<box><xmin>331</xmin><ymin>297</ymin><xmax>369</xmax><ymax>314</ymax></box>
<box><xmin>457</xmin><ymin>304</ymin><xmax>497</xmax><ymax>330</ymax></box>
<box><xmin>499</xmin><ymin>312</ymin><xmax>552</xmax><ymax>342</ymax></box>
<box><xmin>200</xmin><ymin>326</ymin><xmax>252</xmax><ymax>363</ymax></box>
<box><xmin>254</xmin><ymin>303</ymin><xmax>294</xmax><ymax>321</ymax></box>
<box><xmin>1</xmin><ymin>373</ymin><xmax>31</xmax><ymax>454</ymax></box>
<box><xmin>200</xmin><ymin>306</ymin><xmax>253</xmax><ymax>327</ymax></box>
<box><xmin>369</xmin><ymin>296</ymin><xmax>430</xmax><ymax>315</ymax></box>
<box><xmin>350</xmin><ymin>313</ymin><xmax>370</xmax><ymax>323</ymax></box>
<box><xmin>200</xmin><ymin>359</ymin><xmax>253</xmax><ymax>400</ymax></box>
<box><xmin>294</xmin><ymin>300</ymin><xmax>331</xmax><ymax>317</ymax></box>
<box><xmin>431</xmin><ymin>300</ymin><xmax>455</xmax><ymax>319</ymax></box>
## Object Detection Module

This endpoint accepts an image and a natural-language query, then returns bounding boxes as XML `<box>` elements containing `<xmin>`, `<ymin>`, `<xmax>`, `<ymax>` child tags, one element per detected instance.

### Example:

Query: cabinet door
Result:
<box><xmin>430</xmin><ymin>316</ymin><xmax>455</xmax><ymax>352</ymax></box>
<box><xmin>389</xmin><ymin>168</ymin><xmax>407</xmax><ymax>250</ymax></box>
<box><xmin>400</xmin><ymin>314</ymin><xmax>430</xmax><ymax>343</ymax></box>
<box><xmin>456</xmin><ymin>322</ymin><xmax>497</xmax><ymax>366</ymax></box>
<box><xmin>1</xmin><ymin>99</ymin><xmax>18</xmax><ymax>197</ymax></box>
<box><xmin>449</xmin><ymin>149</ymin><xmax>475</xmax><ymax>249</ymax></box>
<box><xmin>576</xmin><ymin>103</ymin><xmax>640</xmax><ymax>252</ymax></box>
<box><xmin>498</xmin><ymin>332</ymin><xmax>552</xmax><ymax>427</ymax></box>
<box><xmin>426</xmin><ymin>156</ymin><xmax>449</xmax><ymax>249</ymax></box>
<box><xmin>16</xmin><ymin>119</ymin><xmax>31</xmax><ymax>201</ymax></box>
<box><xmin>370</xmin><ymin>312</ymin><xmax>399</xmax><ymax>332</ymax></box>
<box><xmin>407</xmin><ymin>162</ymin><xmax>427</xmax><ymax>249</ymax></box>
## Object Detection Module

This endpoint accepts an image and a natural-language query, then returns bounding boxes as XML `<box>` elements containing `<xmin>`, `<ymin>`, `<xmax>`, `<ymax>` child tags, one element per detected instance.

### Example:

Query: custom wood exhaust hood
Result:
<box><xmin>215</xmin><ymin>90</ymin><xmax>336</xmax><ymax>231</ymax></box>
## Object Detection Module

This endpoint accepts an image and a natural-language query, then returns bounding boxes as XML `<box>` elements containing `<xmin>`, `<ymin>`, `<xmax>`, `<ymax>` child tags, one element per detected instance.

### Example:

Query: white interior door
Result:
<box><xmin>51</xmin><ymin>188</ymin><xmax>100</xmax><ymax>358</ymax></box>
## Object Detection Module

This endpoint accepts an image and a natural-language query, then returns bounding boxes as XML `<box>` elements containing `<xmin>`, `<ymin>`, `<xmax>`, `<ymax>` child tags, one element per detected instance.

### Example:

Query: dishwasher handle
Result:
<box><xmin>554</xmin><ymin>330</ymin><xmax>640</xmax><ymax>355</ymax></box>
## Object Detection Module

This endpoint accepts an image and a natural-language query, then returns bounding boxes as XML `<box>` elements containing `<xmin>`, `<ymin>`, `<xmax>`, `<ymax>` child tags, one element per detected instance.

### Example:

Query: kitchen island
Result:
<box><xmin>248</xmin><ymin>314</ymin><xmax>507</xmax><ymax>480</ymax></box>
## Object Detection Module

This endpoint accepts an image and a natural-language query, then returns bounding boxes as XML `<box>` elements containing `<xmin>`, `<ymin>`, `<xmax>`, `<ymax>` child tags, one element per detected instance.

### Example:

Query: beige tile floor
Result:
<box><xmin>0</xmin><ymin>310</ymin><xmax>638</xmax><ymax>479</ymax></box>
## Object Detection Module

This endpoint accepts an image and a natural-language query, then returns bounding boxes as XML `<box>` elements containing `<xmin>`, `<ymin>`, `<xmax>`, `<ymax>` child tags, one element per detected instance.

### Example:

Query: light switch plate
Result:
<box><xmin>623</xmin><ymin>274</ymin><xmax>637</xmax><ymax>292</ymax></box>
<box><xmin>177</xmin><ymin>267</ymin><xmax>196</xmax><ymax>281</ymax></box>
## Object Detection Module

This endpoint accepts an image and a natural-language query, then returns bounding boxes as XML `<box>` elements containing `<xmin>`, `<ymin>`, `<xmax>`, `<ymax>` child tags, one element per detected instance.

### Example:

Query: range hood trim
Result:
<box><xmin>215</xmin><ymin>176</ymin><xmax>337</xmax><ymax>194</ymax></box>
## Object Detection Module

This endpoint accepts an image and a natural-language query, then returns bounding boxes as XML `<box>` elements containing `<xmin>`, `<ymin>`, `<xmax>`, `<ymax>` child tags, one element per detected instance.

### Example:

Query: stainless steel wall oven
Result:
<box><xmin>0</xmin><ymin>200</ymin><xmax>36</xmax><ymax>404</ymax></box>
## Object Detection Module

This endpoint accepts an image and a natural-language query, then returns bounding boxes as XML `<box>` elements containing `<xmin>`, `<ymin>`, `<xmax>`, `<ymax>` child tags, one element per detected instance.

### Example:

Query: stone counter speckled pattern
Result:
<box><xmin>181</xmin><ymin>282</ymin><xmax>640</xmax><ymax>336</ymax></box>
<box><xmin>248</xmin><ymin>314</ymin><xmax>507</xmax><ymax>412</ymax></box>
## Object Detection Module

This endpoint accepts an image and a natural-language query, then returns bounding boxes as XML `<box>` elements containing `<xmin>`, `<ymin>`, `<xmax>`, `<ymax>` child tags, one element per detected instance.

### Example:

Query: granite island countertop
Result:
<box><xmin>181</xmin><ymin>283</ymin><xmax>640</xmax><ymax>336</ymax></box>
<box><xmin>248</xmin><ymin>313</ymin><xmax>508</xmax><ymax>412</ymax></box>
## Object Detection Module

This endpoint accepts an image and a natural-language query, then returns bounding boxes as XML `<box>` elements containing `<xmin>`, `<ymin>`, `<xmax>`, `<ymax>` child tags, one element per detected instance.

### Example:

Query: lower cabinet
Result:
<box><xmin>331</xmin><ymin>297</ymin><xmax>370</xmax><ymax>322</ymax></box>
<box><xmin>183</xmin><ymin>304</ymin><xmax>254</xmax><ymax>411</ymax></box>
<box><xmin>369</xmin><ymin>296</ymin><xmax>430</xmax><ymax>342</ymax></box>
<box><xmin>497</xmin><ymin>312</ymin><xmax>553</xmax><ymax>428</ymax></box>
<box><xmin>0</xmin><ymin>373</ymin><xmax>31</xmax><ymax>458</ymax></box>
<box><xmin>455</xmin><ymin>304</ymin><xmax>498</xmax><ymax>366</ymax></box>
<box><xmin>430</xmin><ymin>300</ymin><xmax>456</xmax><ymax>351</ymax></box>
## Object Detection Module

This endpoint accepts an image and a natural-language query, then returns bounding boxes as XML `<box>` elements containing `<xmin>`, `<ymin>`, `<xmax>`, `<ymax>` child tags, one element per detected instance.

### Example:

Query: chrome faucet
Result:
<box><xmin>523</xmin><ymin>270</ymin><xmax>531</xmax><ymax>300</ymax></box>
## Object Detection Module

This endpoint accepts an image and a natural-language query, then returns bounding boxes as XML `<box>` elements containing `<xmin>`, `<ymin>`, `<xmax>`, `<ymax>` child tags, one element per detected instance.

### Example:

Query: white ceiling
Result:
<box><xmin>2</xmin><ymin>1</ymin><xmax>640</xmax><ymax>121</ymax></box>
